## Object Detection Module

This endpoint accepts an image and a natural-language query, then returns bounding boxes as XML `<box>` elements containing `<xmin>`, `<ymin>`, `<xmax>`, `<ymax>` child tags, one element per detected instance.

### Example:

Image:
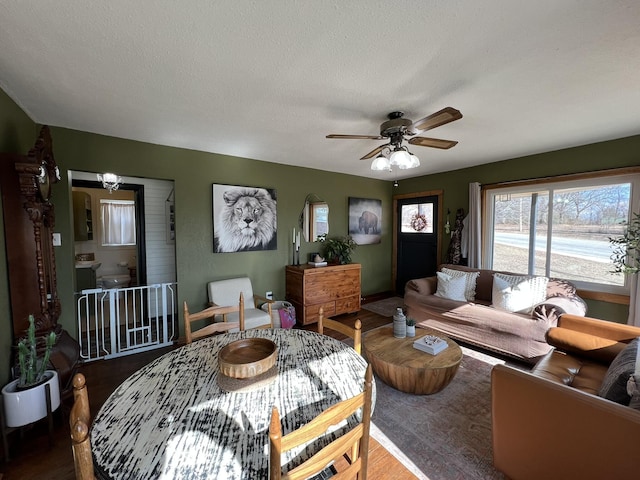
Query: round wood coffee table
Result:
<box><xmin>363</xmin><ymin>326</ymin><xmax>463</xmax><ymax>395</ymax></box>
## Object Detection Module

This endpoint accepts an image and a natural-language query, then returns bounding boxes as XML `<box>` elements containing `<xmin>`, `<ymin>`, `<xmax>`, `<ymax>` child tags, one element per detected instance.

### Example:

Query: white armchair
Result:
<box><xmin>207</xmin><ymin>277</ymin><xmax>274</xmax><ymax>330</ymax></box>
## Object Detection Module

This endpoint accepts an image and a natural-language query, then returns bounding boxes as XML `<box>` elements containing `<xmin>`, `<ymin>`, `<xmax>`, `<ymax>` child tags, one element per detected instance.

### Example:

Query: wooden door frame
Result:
<box><xmin>392</xmin><ymin>190</ymin><xmax>444</xmax><ymax>294</ymax></box>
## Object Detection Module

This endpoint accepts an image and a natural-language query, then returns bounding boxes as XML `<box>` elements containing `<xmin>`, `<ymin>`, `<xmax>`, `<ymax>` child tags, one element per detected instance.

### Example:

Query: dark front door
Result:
<box><xmin>395</xmin><ymin>193</ymin><xmax>441</xmax><ymax>294</ymax></box>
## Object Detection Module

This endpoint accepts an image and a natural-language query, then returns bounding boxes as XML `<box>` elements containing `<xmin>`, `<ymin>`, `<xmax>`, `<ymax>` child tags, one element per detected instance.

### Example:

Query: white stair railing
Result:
<box><xmin>76</xmin><ymin>282</ymin><xmax>177</xmax><ymax>362</ymax></box>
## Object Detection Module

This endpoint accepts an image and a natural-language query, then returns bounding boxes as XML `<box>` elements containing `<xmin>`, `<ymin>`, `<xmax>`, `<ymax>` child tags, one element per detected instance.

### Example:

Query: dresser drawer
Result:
<box><xmin>305</xmin><ymin>302</ymin><xmax>336</xmax><ymax>325</ymax></box>
<box><xmin>286</xmin><ymin>264</ymin><xmax>361</xmax><ymax>325</ymax></box>
<box><xmin>335</xmin><ymin>295</ymin><xmax>360</xmax><ymax>315</ymax></box>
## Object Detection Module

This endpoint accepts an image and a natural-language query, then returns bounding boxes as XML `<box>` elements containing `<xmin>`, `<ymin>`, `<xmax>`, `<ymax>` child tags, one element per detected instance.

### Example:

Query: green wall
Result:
<box><xmin>395</xmin><ymin>135</ymin><xmax>640</xmax><ymax>321</ymax></box>
<box><xmin>48</xmin><ymin>127</ymin><xmax>393</xmax><ymax>340</ymax></box>
<box><xmin>0</xmin><ymin>89</ymin><xmax>37</xmax><ymax>384</ymax></box>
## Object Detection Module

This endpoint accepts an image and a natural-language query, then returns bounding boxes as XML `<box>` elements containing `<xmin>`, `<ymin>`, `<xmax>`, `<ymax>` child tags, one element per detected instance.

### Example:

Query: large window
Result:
<box><xmin>101</xmin><ymin>199</ymin><xmax>136</xmax><ymax>246</ymax></box>
<box><xmin>484</xmin><ymin>173</ymin><xmax>640</xmax><ymax>294</ymax></box>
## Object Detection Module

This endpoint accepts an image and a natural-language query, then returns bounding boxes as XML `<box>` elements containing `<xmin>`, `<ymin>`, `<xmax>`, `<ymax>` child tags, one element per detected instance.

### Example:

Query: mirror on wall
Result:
<box><xmin>300</xmin><ymin>194</ymin><xmax>329</xmax><ymax>242</ymax></box>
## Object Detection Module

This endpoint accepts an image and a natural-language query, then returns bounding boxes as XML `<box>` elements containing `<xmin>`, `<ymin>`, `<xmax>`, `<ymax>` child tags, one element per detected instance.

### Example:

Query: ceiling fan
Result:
<box><xmin>326</xmin><ymin>107</ymin><xmax>462</xmax><ymax>169</ymax></box>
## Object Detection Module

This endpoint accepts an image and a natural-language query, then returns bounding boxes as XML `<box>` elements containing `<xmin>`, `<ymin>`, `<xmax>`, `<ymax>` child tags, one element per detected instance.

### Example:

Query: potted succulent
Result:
<box><xmin>406</xmin><ymin>318</ymin><xmax>417</xmax><ymax>337</ymax></box>
<box><xmin>319</xmin><ymin>234</ymin><xmax>357</xmax><ymax>265</ymax></box>
<box><xmin>1</xmin><ymin>315</ymin><xmax>60</xmax><ymax>428</ymax></box>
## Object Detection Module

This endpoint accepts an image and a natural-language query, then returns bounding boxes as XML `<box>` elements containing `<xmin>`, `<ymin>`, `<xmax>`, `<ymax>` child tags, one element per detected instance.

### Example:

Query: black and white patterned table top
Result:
<box><xmin>91</xmin><ymin>328</ymin><xmax>371</xmax><ymax>479</ymax></box>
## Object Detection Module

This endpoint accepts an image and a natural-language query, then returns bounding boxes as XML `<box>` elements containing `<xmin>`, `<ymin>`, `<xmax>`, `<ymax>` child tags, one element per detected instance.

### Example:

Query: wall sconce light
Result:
<box><xmin>97</xmin><ymin>173</ymin><xmax>123</xmax><ymax>193</ymax></box>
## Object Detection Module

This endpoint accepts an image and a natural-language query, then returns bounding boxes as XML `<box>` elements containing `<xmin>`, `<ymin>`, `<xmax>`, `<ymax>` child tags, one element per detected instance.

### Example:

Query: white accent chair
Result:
<box><xmin>207</xmin><ymin>277</ymin><xmax>274</xmax><ymax>329</ymax></box>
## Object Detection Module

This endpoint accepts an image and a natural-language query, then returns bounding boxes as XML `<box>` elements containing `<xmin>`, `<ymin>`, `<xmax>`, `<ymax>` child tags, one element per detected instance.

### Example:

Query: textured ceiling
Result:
<box><xmin>1</xmin><ymin>1</ymin><xmax>639</xmax><ymax>181</ymax></box>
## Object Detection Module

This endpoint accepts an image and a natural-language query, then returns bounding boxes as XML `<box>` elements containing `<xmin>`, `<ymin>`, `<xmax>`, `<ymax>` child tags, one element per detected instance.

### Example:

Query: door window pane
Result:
<box><xmin>401</xmin><ymin>203</ymin><xmax>433</xmax><ymax>233</ymax></box>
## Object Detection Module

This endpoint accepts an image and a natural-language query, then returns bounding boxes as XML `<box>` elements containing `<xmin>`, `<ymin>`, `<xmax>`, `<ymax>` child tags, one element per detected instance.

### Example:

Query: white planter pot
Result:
<box><xmin>406</xmin><ymin>325</ymin><xmax>416</xmax><ymax>337</ymax></box>
<box><xmin>2</xmin><ymin>370</ymin><xmax>61</xmax><ymax>428</ymax></box>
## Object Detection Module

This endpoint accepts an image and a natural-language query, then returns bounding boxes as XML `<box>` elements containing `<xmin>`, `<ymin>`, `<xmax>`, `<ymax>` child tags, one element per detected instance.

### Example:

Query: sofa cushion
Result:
<box><xmin>492</xmin><ymin>273</ymin><xmax>548</xmax><ymax>314</ymax></box>
<box><xmin>546</xmin><ymin>278</ymin><xmax>588</xmax><ymax>316</ymax></box>
<box><xmin>434</xmin><ymin>271</ymin><xmax>467</xmax><ymax>301</ymax></box>
<box><xmin>626</xmin><ymin>338</ymin><xmax>640</xmax><ymax>410</ymax></box>
<box><xmin>441</xmin><ymin>267</ymin><xmax>480</xmax><ymax>301</ymax></box>
<box><xmin>532</xmin><ymin>349</ymin><xmax>608</xmax><ymax>395</ymax></box>
<box><xmin>438</xmin><ymin>264</ymin><xmax>494</xmax><ymax>302</ymax></box>
<box><xmin>629</xmin><ymin>374</ymin><xmax>640</xmax><ymax>410</ymax></box>
<box><xmin>598</xmin><ymin>337</ymin><xmax>640</xmax><ymax>405</ymax></box>
<box><xmin>545</xmin><ymin>327</ymin><xmax>626</xmax><ymax>365</ymax></box>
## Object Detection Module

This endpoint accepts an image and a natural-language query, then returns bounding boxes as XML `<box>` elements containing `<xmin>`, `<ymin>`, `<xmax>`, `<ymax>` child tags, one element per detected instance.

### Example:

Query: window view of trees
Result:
<box><xmin>489</xmin><ymin>182</ymin><xmax>632</xmax><ymax>289</ymax></box>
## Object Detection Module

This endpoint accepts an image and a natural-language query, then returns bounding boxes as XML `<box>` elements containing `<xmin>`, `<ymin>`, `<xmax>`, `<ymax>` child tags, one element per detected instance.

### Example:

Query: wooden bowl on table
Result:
<box><xmin>218</xmin><ymin>338</ymin><xmax>277</xmax><ymax>379</ymax></box>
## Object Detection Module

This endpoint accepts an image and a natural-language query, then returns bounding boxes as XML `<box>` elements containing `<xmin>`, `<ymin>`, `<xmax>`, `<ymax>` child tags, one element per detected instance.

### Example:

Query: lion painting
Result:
<box><xmin>214</xmin><ymin>186</ymin><xmax>277</xmax><ymax>253</ymax></box>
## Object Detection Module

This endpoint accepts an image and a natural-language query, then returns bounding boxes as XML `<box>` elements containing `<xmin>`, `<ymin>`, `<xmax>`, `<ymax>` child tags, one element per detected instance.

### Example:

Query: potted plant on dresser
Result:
<box><xmin>1</xmin><ymin>315</ymin><xmax>60</xmax><ymax>428</ymax></box>
<box><xmin>319</xmin><ymin>235</ymin><xmax>357</xmax><ymax>265</ymax></box>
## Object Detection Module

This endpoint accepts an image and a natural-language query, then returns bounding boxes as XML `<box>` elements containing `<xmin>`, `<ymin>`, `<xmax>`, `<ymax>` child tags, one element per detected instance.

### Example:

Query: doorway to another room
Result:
<box><xmin>70</xmin><ymin>172</ymin><xmax>177</xmax><ymax>361</ymax></box>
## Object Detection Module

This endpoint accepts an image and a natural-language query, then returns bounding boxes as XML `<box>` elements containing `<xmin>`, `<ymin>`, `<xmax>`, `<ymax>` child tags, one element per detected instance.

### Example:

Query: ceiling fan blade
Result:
<box><xmin>411</xmin><ymin>107</ymin><xmax>462</xmax><ymax>133</ymax></box>
<box><xmin>360</xmin><ymin>145</ymin><xmax>387</xmax><ymax>160</ymax></box>
<box><xmin>408</xmin><ymin>137</ymin><xmax>458</xmax><ymax>149</ymax></box>
<box><xmin>326</xmin><ymin>134</ymin><xmax>384</xmax><ymax>140</ymax></box>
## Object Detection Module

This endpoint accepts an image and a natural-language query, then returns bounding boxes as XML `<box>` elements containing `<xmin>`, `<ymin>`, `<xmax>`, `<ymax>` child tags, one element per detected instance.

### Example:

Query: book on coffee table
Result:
<box><xmin>413</xmin><ymin>335</ymin><xmax>448</xmax><ymax>355</ymax></box>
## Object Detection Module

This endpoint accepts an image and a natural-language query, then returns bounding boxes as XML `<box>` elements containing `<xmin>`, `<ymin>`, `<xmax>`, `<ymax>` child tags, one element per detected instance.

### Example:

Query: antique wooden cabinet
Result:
<box><xmin>285</xmin><ymin>263</ymin><xmax>361</xmax><ymax>325</ymax></box>
<box><xmin>0</xmin><ymin>126</ymin><xmax>80</xmax><ymax>400</ymax></box>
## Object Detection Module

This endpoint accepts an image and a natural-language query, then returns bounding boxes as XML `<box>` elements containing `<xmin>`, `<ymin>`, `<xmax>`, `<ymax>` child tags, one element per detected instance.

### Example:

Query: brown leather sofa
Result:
<box><xmin>491</xmin><ymin>314</ymin><xmax>640</xmax><ymax>480</ymax></box>
<box><xmin>405</xmin><ymin>264</ymin><xmax>587</xmax><ymax>363</ymax></box>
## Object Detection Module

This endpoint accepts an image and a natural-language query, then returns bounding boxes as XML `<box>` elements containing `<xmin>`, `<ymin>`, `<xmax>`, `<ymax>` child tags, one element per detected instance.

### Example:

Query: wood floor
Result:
<box><xmin>0</xmin><ymin>305</ymin><xmax>418</xmax><ymax>480</ymax></box>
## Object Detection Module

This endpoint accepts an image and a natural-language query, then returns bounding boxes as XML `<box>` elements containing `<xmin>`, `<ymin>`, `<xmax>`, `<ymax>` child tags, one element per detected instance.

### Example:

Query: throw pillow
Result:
<box><xmin>434</xmin><ymin>271</ymin><xmax>467</xmax><ymax>302</ymax></box>
<box><xmin>492</xmin><ymin>273</ymin><xmax>549</xmax><ymax>314</ymax></box>
<box><xmin>440</xmin><ymin>267</ymin><xmax>480</xmax><ymax>302</ymax></box>
<box><xmin>599</xmin><ymin>337</ymin><xmax>639</xmax><ymax>406</ymax></box>
<box><xmin>628</xmin><ymin>374</ymin><xmax>640</xmax><ymax>410</ymax></box>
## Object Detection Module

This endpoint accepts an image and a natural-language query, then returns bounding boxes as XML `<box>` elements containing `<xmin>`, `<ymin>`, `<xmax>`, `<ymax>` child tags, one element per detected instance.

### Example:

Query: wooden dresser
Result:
<box><xmin>285</xmin><ymin>263</ymin><xmax>361</xmax><ymax>325</ymax></box>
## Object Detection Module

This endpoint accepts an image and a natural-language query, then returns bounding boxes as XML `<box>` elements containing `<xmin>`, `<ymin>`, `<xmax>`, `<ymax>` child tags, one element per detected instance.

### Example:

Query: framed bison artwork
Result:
<box><xmin>212</xmin><ymin>184</ymin><xmax>277</xmax><ymax>253</ymax></box>
<box><xmin>348</xmin><ymin>197</ymin><xmax>382</xmax><ymax>245</ymax></box>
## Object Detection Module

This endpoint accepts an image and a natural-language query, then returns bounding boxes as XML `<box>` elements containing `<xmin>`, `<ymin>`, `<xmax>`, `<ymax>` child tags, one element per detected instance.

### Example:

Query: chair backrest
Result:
<box><xmin>269</xmin><ymin>364</ymin><xmax>373</xmax><ymax>480</ymax></box>
<box><xmin>317</xmin><ymin>307</ymin><xmax>362</xmax><ymax>355</ymax></box>
<box><xmin>207</xmin><ymin>277</ymin><xmax>255</xmax><ymax>308</ymax></box>
<box><xmin>69</xmin><ymin>373</ymin><xmax>95</xmax><ymax>480</ymax></box>
<box><xmin>184</xmin><ymin>294</ymin><xmax>244</xmax><ymax>344</ymax></box>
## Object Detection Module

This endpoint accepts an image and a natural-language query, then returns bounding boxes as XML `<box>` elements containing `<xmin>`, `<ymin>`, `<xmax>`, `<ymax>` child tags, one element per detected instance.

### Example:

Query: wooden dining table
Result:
<box><xmin>90</xmin><ymin>328</ymin><xmax>372</xmax><ymax>479</ymax></box>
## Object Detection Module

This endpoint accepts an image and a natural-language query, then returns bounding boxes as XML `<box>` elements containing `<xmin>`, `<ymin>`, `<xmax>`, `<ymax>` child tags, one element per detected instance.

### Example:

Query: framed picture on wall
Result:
<box><xmin>212</xmin><ymin>184</ymin><xmax>278</xmax><ymax>253</ymax></box>
<box><xmin>348</xmin><ymin>197</ymin><xmax>382</xmax><ymax>245</ymax></box>
<box><xmin>166</xmin><ymin>201</ymin><xmax>175</xmax><ymax>244</ymax></box>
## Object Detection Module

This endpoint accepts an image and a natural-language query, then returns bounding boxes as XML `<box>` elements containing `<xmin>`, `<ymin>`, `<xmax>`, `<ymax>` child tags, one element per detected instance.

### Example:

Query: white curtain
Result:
<box><xmin>101</xmin><ymin>201</ymin><xmax>136</xmax><ymax>245</ymax></box>
<box><xmin>467</xmin><ymin>182</ymin><xmax>482</xmax><ymax>268</ymax></box>
<box><xmin>628</xmin><ymin>276</ymin><xmax>640</xmax><ymax>326</ymax></box>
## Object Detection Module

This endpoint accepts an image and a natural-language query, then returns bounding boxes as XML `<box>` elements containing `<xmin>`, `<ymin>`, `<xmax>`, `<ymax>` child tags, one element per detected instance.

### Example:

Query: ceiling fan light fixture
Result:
<box><xmin>370</xmin><ymin>154</ymin><xmax>390</xmax><ymax>171</ymax></box>
<box><xmin>391</xmin><ymin>148</ymin><xmax>416</xmax><ymax>169</ymax></box>
<box><xmin>402</xmin><ymin>153</ymin><xmax>420</xmax><ymax>169</ymax></box>
<box><xmin>327</xmin><ymin>107</ymin><xmax>461</xmax><ymax>172</ymax></box>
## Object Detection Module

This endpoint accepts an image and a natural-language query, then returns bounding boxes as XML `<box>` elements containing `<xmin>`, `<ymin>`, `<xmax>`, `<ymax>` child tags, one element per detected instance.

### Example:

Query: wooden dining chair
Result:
<box><xmin>317</xmin><ymin>307</ymin><xmax>362</xmax><ymax>355</ymax></box>
<box><xmin>269</xmin><ymin>364</ymin><xmax>373</xmax><ymax>480</ymax></box>
<box><xmin>69</xmin><ymin>373</ymin><xmax>95</xmax><ymax>480</ymax></box>
<box><xmin>184</xmin><ymin>293</ymin><xmax>245</xmax><ymax>344</ymax></box>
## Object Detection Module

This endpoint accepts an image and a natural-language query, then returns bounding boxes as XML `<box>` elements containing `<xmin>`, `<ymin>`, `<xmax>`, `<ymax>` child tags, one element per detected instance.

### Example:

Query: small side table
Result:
<box><xmin>363</xmin><ymin>326</ymin><xmax>463</xmax><ymax>395</ymax></box>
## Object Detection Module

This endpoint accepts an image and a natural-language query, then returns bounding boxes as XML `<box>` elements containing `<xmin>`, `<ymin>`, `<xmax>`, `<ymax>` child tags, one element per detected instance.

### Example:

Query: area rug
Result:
<box><xmin>369</xmin><ymin>346</ymin><xmax>512</xmax><ymax>480</ymax></box>
<box><xmin>362</xmin><ymin>297</ymin><xmax>405</xmax><ymax>317</ymax></box>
